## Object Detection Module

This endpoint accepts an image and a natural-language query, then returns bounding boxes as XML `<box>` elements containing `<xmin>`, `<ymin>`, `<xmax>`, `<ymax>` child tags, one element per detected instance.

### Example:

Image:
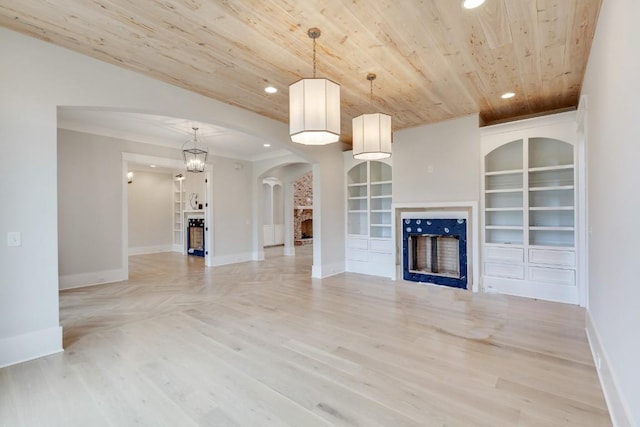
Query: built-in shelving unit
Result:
<box><xmin>172</xmin><ymin>178</ymin><xmax>186</xmax><ymax>250</ymax></box>
<box><xmin>344</xmin><ymin>155</ymin><xmax>393</xmax><ymax>278</ymax></box>
<box><xmin>481</xmin><ymin>112</ymin><xmax>580</xmax><ymax>304</ymax></box>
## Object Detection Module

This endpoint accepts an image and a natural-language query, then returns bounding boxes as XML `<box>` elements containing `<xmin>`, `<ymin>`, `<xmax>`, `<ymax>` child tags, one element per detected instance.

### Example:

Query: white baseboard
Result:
<box><xmin>213</xmin><ymin>252</ymin><xmax>254</xmax><ymax>267</ymax></box>
<box><xmin>482</xmin><ymin>276</ymin><xmax>578</xmax><ymax>304</ymax></box>
<box><xmin>0</xmin><ymin>326</ymin><xmax>63</xmax><ymax>368</ymax></box>
<box><xmin>253</xmin><ymin>250</ymin><xmax>265</xmax><ymax>261</ymax></box>
<box><xmin>586</xmin><ymin>311</ymin><xmax>635</xmax><ymax>427</ymax></box>
<box><xmin>312</xmin><ymin>262</ymin><xmax>345</xmax><ymax>279</ymax></box>
<box><xmin>172</xmin><ymin>244</ymin><xmax>183</xmax><ymax>253</ymax></box>
<box><xmin>59</xmin><ymin>268</ymin><xmax>126</xmax><ymax>290</ymax></box>
<box><xmin>128</xmin><ymin>244</ymin><xmax>174</xmax><ymax>256</ymax></box>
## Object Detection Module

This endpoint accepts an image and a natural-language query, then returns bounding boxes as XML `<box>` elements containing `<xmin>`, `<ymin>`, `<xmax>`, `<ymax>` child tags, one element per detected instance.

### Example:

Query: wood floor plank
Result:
<box><xmin>0</xmin><ymin>246</ymin><xmax>611</xmax><ymax>426</ymax></box>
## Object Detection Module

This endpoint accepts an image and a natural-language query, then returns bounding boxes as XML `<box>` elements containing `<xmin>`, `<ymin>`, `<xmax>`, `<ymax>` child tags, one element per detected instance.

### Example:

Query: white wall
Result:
<box><xmin>580</xmin><ymin>0</ymin><xmax>640</xmax><ymax>424</ymax></box>
<box><xmin>127</xmin><ymin>170</ymin><xmax>173</xmax><ymax>252</ymax></box>
<box><xmin>0</xmin><ymin>28</ymin><xmax>342</xmax><ymax>367</ymax></box>
<box><xmin>393</xmin><ymin>114</ymin><xmax>481</xmax><ymax>203</ymax></box>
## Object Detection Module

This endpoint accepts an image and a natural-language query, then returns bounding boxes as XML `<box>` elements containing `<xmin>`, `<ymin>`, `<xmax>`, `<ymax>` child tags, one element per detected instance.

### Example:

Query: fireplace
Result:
<box><xmin>301</xmin><ymin>219</ymin><xmax>313</xmax><ymax>239</ymax></box>
<box><xmin>402</xmin><ymin>217</ymin><xmax>467</xmax><ymax>289</ymax></box>
<box><xmin>187</xmin><ymin>218</ymin><xmax>205</xmax><ymax>257</ymax></box>
<box><xmin>294</xmin><ymin>207</ymin><xmax>313</xmax><ymax>246</ymax></box>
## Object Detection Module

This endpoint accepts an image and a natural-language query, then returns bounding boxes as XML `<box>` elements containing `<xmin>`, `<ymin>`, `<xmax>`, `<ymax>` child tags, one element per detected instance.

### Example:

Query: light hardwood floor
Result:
<box><xmin>1</xmin><ymin>246</ymin><xmax>611</xmax><ymax>426</ymax></box>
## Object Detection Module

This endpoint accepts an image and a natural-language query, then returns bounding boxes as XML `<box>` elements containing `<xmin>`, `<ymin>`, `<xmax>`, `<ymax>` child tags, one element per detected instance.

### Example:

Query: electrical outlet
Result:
<box><xmin>427</xmin><ymin>165</ymin><xmax>434</xmax><ymax>173</ymax></box>
<box><xmin>7</xmin><ymin>232</ymin><xmax>21</xmax><ymax>247</ymax></box>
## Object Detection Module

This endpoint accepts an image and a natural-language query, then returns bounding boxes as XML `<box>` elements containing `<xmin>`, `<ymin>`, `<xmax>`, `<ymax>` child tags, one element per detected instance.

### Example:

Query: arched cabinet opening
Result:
<box><xmin>263</xmin><ymin>178</ymin><xmax>284</xmax><ymax>247</ymax></box>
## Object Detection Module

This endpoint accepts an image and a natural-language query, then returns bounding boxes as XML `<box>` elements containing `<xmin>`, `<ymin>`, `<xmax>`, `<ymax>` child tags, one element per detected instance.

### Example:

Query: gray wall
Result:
<box><xmin>211</xmin><ymin>156</ymin><xmax>254</xmax><ymax>262</ymax></box>
<box><xmin>127</xmin><ymin>170</ymin><xmax>173</xmax><ymax>251</ymax></box>
<box><xmin>393</xmin><ymin>114</ymin><xmax>481</xmax><ymax>204</ymax></box>
<box><xmin>57</xmin><ymin>129</ymin><xmax>179</xmax><ymax>281</ymax></box>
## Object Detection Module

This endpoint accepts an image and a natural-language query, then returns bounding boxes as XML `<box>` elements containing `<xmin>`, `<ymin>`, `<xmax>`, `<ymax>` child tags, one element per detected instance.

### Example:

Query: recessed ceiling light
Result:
<box><xmin>264</xmin><ymin>86</ymin><xmax>277</xmax><ymax>94</ymax></box>
<box><xmin>462</xmin><ymin>0</ymin><xmax>485</xmax><ymax>9</ymax></box>
<box><xmin>263</xmin><ymin>143</ymin><xmax>271</xmax><ymax>148</ymax></box>
<box><xmin>501</xmin><ymin>92</ymin><xmax>516</xmax><ymax>99</ymax></box>
<box><xmin>150</xmin><ymin>164</ymin><xmax>156</xmax><ymax>168</ymax></box>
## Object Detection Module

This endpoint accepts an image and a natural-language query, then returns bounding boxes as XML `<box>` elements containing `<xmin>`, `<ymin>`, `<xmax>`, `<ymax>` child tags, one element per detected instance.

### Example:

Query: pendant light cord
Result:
<box><xmin>192</xmin><ymin>127</ymin><xmax>198</xmax><ymax>149</ymax></box>
<box><xmin>370</xmin><ymin>78</ymin><xmax>373</xmax><ymax>104</ymax></box>
<box><xmin>367</xmin><ymin>73</ymin><xmax>377</xmax><ymax>108</ymax></box>
<box><xmin>308</xmin><ymin>27</ymin><xmax>321</xmax><ymax>79</ymax></box>
<box><xmin>312</xmin><ymin>37</ymin><xmax>317</xmax><ymax>78</ymax></box>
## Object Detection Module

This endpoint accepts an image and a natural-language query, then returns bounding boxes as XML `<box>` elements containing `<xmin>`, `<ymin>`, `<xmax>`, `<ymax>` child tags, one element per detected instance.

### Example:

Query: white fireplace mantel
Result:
<box><xmin>392</xmin><ymin>201</ymin><xmax>480</xmax><ymax>292</ymax></box>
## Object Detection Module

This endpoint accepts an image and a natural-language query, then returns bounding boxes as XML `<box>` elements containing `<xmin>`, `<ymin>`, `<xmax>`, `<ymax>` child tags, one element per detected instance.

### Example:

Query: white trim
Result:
<box><xmin>392</xmin><ymin>201</ymin><xmax>479</xmax><ymax>292</ymax></box>
<box><xmin>577</xmin><ymin>95</ymin><xmax>589</xmax><ymax>308</ymax></box>
<box><xmin>283</xmin><ymin>246</ymin><xmax>295</xmax><ymax>256</ymax></box>
<box><xmin>480</xmin><ymin>110</ymin><xmax>577</xmax><ymax>137</ymax></box>
<box><xmin>128</xmin><ymin>245</ymin><xmax>174</xmax><ymax>256</ymax></box>
<box><xmin>212</xmin><ymin>252</ymin><xmax>255</xmax><ymax>267</ymax></box>
<box><xmin>122</xmin><ymin>152</ymin><xmax>183</xmax><ymax>169</ymax></box>
<box><xmin>0</xmin><ymin>326</ymin><xmax>63</xmax><ymax>368</ymax></box>
<box><xmin>59</xmin><ymin>268</ymin><xmax>126</xmax><ymax>290</ymax></box>
<box><xmin>172</xmin><ymin>244</ymin><xmax>183</xmax><ymax>253</ymax></box>
<box><xmin>121</xmin><ymin>157</ymin><xmax>129</xmax><ymax>281</ymax></box>
<box><xmin>312</xmin><ymin>261</ymin><xmax>345</xmax><ymax>279</ymax></box>
<box><xmin>393</xmin><ymin>201</ymin><xmax>478</xmax><ymax>210</ymax></box>
<box><xmin>253</xmin><ymin>250</ymin><xmax>265</xmax><ymax>261</ymax></box>
<box><xmin>204</xmin><ymin>168</ymin><xmax>213</xmax><ymax>267</ymax></box>
<box><xmin>586</xmin><ymin>311</ymin><xmax>635</xmax><ymax>427</ymax></box>
<box><xmin>483</xmin><ymin>276</ymin><xmax>578</xmax><ymax>304</ymax></box>
<box><xmin>400</xmin><ymin>210</ymin><xmax>468</xmax><ymax>220</ymax></box>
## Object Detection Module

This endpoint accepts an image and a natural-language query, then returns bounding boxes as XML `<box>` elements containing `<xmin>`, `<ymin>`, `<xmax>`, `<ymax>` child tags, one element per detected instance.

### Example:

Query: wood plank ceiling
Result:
<box><xmin>0</xmin><ymin>0</ymin><xmax>602</xmax><ymax>143</ymax></box>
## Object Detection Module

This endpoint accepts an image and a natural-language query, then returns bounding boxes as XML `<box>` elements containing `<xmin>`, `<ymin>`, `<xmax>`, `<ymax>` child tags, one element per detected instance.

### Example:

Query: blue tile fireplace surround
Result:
<box><xmin>402</xmin><ymin>217</ymin><xmax>468</xmax><ymax>289</ymax></box>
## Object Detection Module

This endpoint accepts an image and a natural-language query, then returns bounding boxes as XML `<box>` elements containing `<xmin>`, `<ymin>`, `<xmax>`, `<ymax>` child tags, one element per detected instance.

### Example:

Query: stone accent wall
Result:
<box><xmin>294</xmin><ymin>172</ymin><xmax>313</xmax><ymax>207</ymax></box>
<box><xmin>294</xmin><ymin>172</ymin><xmax>313</xmax><ymax>245</ymax></box>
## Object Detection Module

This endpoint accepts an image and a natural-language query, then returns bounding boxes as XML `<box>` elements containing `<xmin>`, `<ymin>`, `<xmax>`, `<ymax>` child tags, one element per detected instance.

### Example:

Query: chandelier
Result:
<box><xmin>182</xmin><ymin>127</ymin><xmax>208</xmax><ymax>173</ymax></box>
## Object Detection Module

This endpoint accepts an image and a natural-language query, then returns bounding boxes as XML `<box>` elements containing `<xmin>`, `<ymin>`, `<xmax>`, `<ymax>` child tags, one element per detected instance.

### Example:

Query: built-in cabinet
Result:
<box><xmin>345</xmin><ymin>154</ymin><xmax>394</xmax><ymax>278</ymax></box>
<box><xmin>263</xmin><ymin>178</ymin><xmax>284</xmax><ymax>246</ymax></box>
<box><xmin>172</xmin><ymin>178</ymin><xmax>186</xmax><ymax>251</ymax></box>
<box><xmin>481</xmin><ymin>112</ymin><xmax>581</xmax><ymax>304</ymax></box>
<box><xmin>174</xmin><ymin>176</ymin><xmax>206</xmax><ymax>255</ymax></box>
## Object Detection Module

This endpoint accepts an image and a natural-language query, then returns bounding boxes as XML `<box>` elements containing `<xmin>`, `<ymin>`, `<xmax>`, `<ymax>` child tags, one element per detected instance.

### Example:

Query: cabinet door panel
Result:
<box><xmin>484</xmin><ymin>262</ymin><xmax>524</xmax><ymax>279</ymax></box>
<box><xmin>370</xmin><ymin>239</ymin><xmax>392</xmax><ymax>254</ymax></box>
<box><xmin>485</xmin><ymin>246</ymin><xmax>524</xmax><ymax>263</ymax></box>
<box><xmin>347</xmin><ymin>249</ymin><xmax>369</xmax><ymax>262</ymax></box>
<box><xmin>347</xmin><ymin>237</ymin><xmax>368</xmax><ymax>250</ymax></box>
<box><xmin>529</xmin><ymin>267</ymin><xmax>575</xmax><ymax>285</ymax></box>
<box><xmin>529</xmin><ymin>249</ymin><xmax>575</xmax><ymax>267</ymax></box>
